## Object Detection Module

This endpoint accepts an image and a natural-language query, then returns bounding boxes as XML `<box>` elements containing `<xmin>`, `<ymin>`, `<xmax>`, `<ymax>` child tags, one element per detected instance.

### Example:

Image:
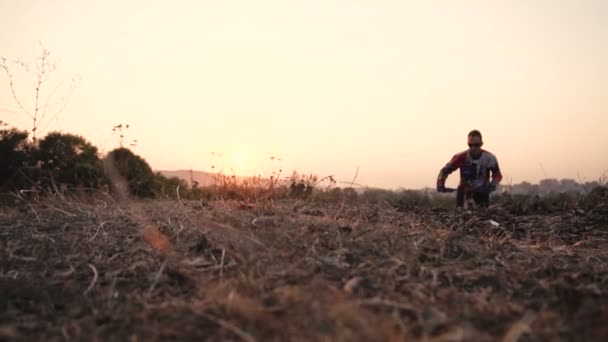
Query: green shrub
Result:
<box><xmin>36</xmin><ymin>132</ymin><xmax>103</xmax><ymax>189</ymax></box>
<box><xmin>0</xmin><ymin>127</ymin><xmax>33</xmax><ymax>190</ymax></box>
<box><xmin>153</xmin><ymin>173</ymin><xmax>189</xmax><ymax>199</ymax></box>
<box><xmin>105</xmin><ymin>148</ymin><xmax>157</xmax><ymax>197</ymax></box>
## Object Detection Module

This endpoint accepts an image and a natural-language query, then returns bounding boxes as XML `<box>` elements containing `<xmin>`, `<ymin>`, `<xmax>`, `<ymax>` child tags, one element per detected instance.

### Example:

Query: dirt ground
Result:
<box><xmin>1</xmin><ymin>196</ymin><xmax>608</xmax><ymax>341</ymax></box>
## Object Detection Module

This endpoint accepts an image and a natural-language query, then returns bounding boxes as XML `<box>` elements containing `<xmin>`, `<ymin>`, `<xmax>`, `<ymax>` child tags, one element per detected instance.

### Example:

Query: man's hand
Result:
<box><xmin>437</xmin><ymin>184</ymin><xmax>447</xmax><ymax>193</ymax></box>
<box><xmin>488</xmin><ymin>183</ymin><xmax>497</xmax><ymax>192</ymax></box>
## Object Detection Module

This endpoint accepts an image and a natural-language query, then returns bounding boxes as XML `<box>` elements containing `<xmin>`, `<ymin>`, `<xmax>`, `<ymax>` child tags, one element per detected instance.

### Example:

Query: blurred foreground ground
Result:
<box><xmin>1</xmin><ymin>195</ymin><xmax>607</xmax><ymax>341</ymax></box>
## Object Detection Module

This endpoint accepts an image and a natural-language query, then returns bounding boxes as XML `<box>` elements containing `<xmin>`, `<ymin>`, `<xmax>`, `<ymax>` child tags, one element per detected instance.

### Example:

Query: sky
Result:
<box><xmin>1</xmin><ymin>0</ymin><xmax>607</xmax><ymax>189</ymax></box>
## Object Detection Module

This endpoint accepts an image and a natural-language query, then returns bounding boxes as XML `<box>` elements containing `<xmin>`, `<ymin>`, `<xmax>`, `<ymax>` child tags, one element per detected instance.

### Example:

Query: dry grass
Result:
<box><xmin>1</xmin><ymin>194</ymin><xmax>608</xmax><ymax>341</ymax></box>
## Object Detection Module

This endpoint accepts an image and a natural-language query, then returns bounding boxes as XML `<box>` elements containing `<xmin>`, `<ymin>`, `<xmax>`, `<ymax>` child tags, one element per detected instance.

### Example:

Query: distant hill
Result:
<box><xmin>158</xmin><ymin>170</ymin><xmax>217</xmax><ymax>187</ymax></box>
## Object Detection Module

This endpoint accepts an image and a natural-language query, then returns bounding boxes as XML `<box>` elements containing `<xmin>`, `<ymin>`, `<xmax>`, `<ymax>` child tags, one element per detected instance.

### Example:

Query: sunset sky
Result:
<box><xmin>1</xmin><ymin>0</ymin><xmax>607</xmax><ymax>189</ymax></box>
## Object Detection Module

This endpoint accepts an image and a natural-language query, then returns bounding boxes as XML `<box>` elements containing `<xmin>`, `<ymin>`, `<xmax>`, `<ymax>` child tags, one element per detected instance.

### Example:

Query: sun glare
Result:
<box><xmin>230</xmin><ymin>149</ymin><xmax>250</xmax><ymax>175</ymax></box>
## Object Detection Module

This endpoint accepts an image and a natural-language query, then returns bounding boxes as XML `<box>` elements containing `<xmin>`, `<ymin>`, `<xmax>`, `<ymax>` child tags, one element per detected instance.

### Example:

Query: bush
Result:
<box><xmin>153</xmin><ymin>173</ymin><xmax>189</xmax><ymax>199</ymax></box>
<box><xmin>105</xmin><ymin>148</ymin><xmax>156</xmax><ymax>197</ymax></box>
<box><xmin>0</xmin><ymin>127</ymin><xmax>33</xmax><ymax>190</ymax></box>
<box><xmin>392</xmin><ymin>189</ymin><xmax>433</xmax><ymax>210</ymax></box>
<box><xmin>36</xmin><ymin>132</ymin><xmax>103</xmax><ymax>190</ymax></box>
<box><xmin>359</xmin><ymin>188</ymin><xmax>397</xmax><ymax>204</ymax></box>
<box><xmin>314</xmin><ymin>187</ymin><xmax>359</xmax><ymax>203</ymax></box>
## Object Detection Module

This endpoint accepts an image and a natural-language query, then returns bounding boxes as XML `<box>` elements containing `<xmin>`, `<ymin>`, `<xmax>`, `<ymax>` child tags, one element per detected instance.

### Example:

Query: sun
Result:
<box><xmin>230</xmin><ymin>149</ymin><xmax>250</xmax><ymax>174</ymax></box>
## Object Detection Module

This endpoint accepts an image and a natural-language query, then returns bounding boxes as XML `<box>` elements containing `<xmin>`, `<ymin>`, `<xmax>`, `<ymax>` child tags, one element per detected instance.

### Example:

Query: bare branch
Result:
<box><xmin>39</xmin><ymin>81</ymin><xmax>66</xmax><ymax>127</ymax></box>
<box><xmin>40</xmin><ymin>77</ymin><xmax>79</xmax><ymax>136</ymax></box>
<box><xmin>39</xmin><ymin>83</ymin><xmax>78</xmax><ymax>134</ymax></box>
<box><xmin>0</xmin><ymin>58</ymin><xmax>33</xmax><ymax>119</ymax></box>
<box><xmin>2</xmin><ymin>45</ymin><xmax>80</xmax><ymax>139</ymax></box>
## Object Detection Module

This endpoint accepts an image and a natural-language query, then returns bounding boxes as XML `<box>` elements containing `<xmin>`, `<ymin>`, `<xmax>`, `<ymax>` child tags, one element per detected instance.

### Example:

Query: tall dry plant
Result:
<box><xmin>1</xmin><ymin>43</ymin><xmax>80</xmax><ymax>142</ymax></box>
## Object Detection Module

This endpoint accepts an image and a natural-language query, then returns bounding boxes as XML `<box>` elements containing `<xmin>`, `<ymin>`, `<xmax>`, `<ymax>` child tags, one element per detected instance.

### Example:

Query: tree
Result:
<box><xmin>36</xmin><ymin>132</ymin><xmax>103</xmax><ymax>189</ymax></box>
<box><xmin>0</xmin><ymin>127</ymin><xmax>32</xmax><ymax>190</ymax></box>
<box><xmin>1</xmin><ymin>44</ymin><xmax>79</xmax><ymax>142</ymax></box>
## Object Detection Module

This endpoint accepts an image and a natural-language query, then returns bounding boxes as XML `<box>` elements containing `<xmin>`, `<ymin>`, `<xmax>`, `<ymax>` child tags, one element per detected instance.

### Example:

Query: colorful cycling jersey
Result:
<box><xmin>437</xmin><ymin>149</ymin><xmax>502</xmax><ymax>190</ymax></box>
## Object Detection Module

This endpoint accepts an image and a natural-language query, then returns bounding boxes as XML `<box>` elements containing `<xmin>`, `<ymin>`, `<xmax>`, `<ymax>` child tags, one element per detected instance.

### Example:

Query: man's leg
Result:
<box><xmin>473</xmin><ymin>191</ymin><xmax>490</xmax><ymax>208</ymax></box>
<box><xmin>456</xmin><ymin>186</ymin><xmax>465</xmax><ymax>208</ymax></box>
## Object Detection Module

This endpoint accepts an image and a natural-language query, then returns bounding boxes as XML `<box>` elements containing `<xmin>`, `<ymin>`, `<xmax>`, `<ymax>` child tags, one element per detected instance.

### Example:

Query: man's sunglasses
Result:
<box><xmin>468</xmin><ymin>143</ymin><xmax>482</xmax><ymax>148</ymax></box>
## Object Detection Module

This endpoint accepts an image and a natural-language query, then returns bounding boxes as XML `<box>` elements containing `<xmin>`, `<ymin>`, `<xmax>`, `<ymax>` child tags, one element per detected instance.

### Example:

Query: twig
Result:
<box><xmin>12</xmin><ymin>195</ymin><xmax>42</xmax><ymax>221</ymax></box>
<box><xmin>89</xmin><ymin>221</ymin><xmax>109</xmax><ymax>241</ymax></box>
<box><xmin>200</xmin><ymin>261</ymin><xmax>236</xmax><ymax>273</ymax></box>
<box><xmin>1</xmin><ymin>269</ymin><xmax>20</xmax><ymax>280</ymax></box>
<box><xmin>107</xmin><ymin>253</ymin><xmax>122</xmax><ymax>262</ymax></box>
<box><xmin>201</xmin><ymin>312</ymin><xmax>257</xmax><ymax>342</ymax></box>
<box><xmin>51</xmin><ymin>206</ymin><xmax>76</xmax><ymax>217</ymax></box>
<box><xmin>55</xmin><ymin>264</ymin><xmax>75</xmax><ymax>278</ymax></box>
<box><xmin>356</xmin><ymin>298</ymin><xmax>419</xmax><ymax>318</ymax></box>
<box><xmin>350</xmin><ymin>165</ymin><xmax>360</xmax><ymax>188</ymax></box>
<box><xmin>9</xmin><ymin>249</ymin><xmax>37</xmax><ymax>262</ymax></box>
<box><xmin>502</xmin><ymin>311</ymin><xmax>536</xmax><ymax>342</ymax></box>
<box><xmin>173</xmin><ymin>223</ymin><xmax>185</xmax><ymax>240</ymax></box>
<box><xmin>31</xmin><ymin>234</ymin><xmax>55</xmax><ymax>243</ymax></box>
<box><xmin>148</xmin><ymin>259</ymin><xmax>167</xmax><ymax>293</ymax></box>
<box><xmin>84</xmin><ymin>263</ymin><xmax>98</xmax><ymax>295</ymax></box>
<box><xmin>61</xmin><ymin>326</ymin><xmax>70</xmax><ymax>341</ymax></box>
<box><xmin>220</xmin><ymin>249</ymin><xmax>226</xmax><ymax>282</ymax></box>
<box><xmin>0</xmin><ymin>58</ymin><xmax>32</xmax><ymax>119</ymax></box>
<box><xmin>107</xmin><ymin>275</ymin><xmax>118</xmax><ymax>307</ymax></box>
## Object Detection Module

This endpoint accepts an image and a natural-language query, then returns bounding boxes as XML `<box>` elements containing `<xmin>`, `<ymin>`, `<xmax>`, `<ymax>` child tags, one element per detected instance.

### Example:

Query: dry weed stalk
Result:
<box><xmin>84</xmin><ymin>263</ymin><xmax>98</xmax><ymax>295</ymax></box>
<box><xmin>1</xmin><ymin>44</ymin><xmax>80</xmax><ymax>142</ymax></box>
<box><xmin>148</xmin><ymin>259</ymin><xmax>168</xmax><ymax>293</ymax></box>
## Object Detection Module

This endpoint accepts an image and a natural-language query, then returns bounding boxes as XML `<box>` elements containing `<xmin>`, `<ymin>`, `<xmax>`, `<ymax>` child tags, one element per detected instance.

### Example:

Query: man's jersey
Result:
<box><xmin>437</xmin><ymin>149</ymin><xmax>502</xmax><ymax>190</ymax></box>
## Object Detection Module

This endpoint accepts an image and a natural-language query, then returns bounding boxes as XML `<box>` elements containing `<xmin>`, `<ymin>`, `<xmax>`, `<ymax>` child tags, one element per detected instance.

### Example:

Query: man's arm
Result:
<box><xmin>491</xmin><ymin>159</ymin><xmax>503</xmax><ymax>185</ymax></box>
<box><xmin>487</xmin><ymin>156</ymin><xmax>503</xmax><ymax>191</ymax></box>
<box><xmin>437</xmin><ymin>153</ymin><xmax>465</xmax><ymax>191</ymax></box>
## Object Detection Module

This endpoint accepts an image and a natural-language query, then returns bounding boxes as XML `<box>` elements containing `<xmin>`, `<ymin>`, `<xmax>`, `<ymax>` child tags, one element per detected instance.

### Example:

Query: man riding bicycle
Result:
<box><xmin>436</xmin><ymin>130</ymin><xmax>503</xmax><ymax>208</ymax></box>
